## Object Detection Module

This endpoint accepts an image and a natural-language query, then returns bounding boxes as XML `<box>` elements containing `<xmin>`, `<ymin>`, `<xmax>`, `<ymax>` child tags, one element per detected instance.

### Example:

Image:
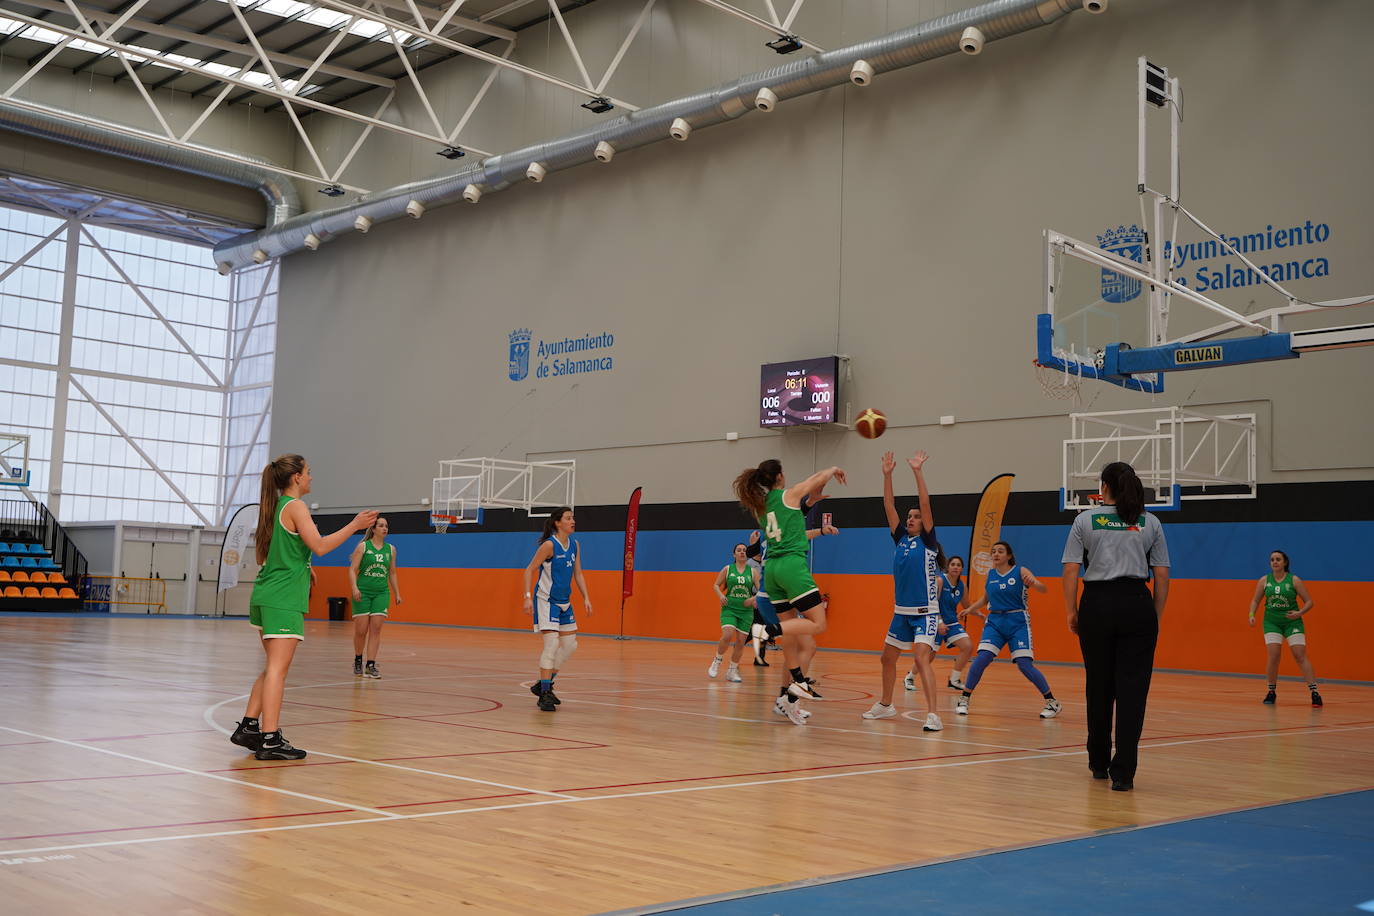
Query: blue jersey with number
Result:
<box><xmin>937</xmin><ymin>574</ymin><xmax>964</xmax><ymax>624</ymax></box>
<box><xmin>892</xmin><ymin>526</ymin><xmax>939</xmax><ymax>613</ymax></box>
<box><xmin>537</xmin><ymin>536</ymin><xmax>577</xmax><ymax>604</ymax></box>
<box><xmin>986</xmin><ymin>565</ymin><xmax>1027</xmax><ymax>612</ymax></box>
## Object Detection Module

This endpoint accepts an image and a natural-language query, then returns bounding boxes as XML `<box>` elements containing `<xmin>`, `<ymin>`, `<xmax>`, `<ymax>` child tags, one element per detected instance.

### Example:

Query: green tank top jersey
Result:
<box><xmin>357</xmin><ymin>539</ymin><xmax>392</xmax><ymax>593</ymax></box>
<box><xmin>1263</xmin><ymin>572</ymin><xmax>1298</xmax><ymax>619</ymax></box>
<box><xmin>250</xmin><ymin>495</ymin><xmax>312</xmax><ymax>611</ymax></box>
<box><xmin>760</xmin><ymin>488</ymin><xmax>808</xmax><ymax>559</ymax></box>
<box><xmin>723</xmin><ymin>563</ymin><xmax>753</xmax><ymax>609</ymax></box>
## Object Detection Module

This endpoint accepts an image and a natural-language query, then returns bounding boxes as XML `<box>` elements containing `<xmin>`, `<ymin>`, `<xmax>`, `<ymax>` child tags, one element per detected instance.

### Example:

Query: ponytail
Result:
<box><xmin>254</xmin><ymin>454</ymin><xmax>305</xmax><ymax>565</ymax></box>
<box><xmin>1101</xmin><ymin>461</ymin><xmax>1145</xmax><ymax>525</ymax></box>
<box><xmin>733</xmin><ymin>459</ymin><xmax>782</xmax><ymax>519</ymax></box>
<box><xmin>540</xmin><ymin>507</ymin><xmax>572</xmax><ymax>543</ymax></box>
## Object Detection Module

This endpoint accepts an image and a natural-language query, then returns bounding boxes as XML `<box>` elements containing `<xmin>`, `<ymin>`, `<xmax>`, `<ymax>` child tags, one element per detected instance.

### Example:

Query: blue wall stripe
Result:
<box><xmin>314</xmin><ymin>520</ymin><xmax>1373</xmax><ymax>582</ymax></box>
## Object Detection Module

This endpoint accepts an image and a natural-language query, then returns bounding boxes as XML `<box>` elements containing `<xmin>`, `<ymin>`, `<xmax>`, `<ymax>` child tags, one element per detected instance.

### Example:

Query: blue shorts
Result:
<box><xmin>534</xmin><ymin>597</ymin><xmax>577</xmax><ymax>632</ymax></box>
<box><xmin>979</xmin><ymin>611</ymin><xmax>1033</xmax><ymax>659</ymax></box>
<box><xmin>754</xmin><ymin>590</ymin><xmax>780</xmax><ymax>628</ymax></box>
<box><xmin>938</xmin><ymin>621</ymin><xmax>969</xmax><ymax>648</ymax></box>
<box><xmin>886</xmin><ymin>611</ymin><xmax>939</xmax><ymax>650</ymax></box>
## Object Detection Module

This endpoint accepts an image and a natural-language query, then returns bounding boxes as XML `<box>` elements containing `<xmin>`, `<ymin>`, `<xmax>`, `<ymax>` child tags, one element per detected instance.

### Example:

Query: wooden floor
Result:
<box><xmin>2</xmin><ymin>615</ymin><xmax>1372</xmax><ymax>915</ymax></box>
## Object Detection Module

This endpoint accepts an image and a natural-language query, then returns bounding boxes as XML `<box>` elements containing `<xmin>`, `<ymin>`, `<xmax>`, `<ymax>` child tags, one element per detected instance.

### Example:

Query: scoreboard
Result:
<box><xmin>759</xmin><ymin>356</ymin><xmax>839</xmax><ymax>428</ymax></box>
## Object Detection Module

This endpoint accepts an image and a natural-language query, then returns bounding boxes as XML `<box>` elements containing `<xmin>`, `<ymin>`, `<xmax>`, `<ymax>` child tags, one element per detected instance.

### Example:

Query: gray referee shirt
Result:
<box><xmin>1061</xmin><ymin>509</ymin><xmax>1170</xmax><ymax>581</ymax></box>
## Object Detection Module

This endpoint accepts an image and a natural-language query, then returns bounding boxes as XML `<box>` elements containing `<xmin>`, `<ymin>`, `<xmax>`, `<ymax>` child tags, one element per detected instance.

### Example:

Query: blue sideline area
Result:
<box><xmin>311</xmin><ymin>521</ymin><xmax>1373</xmax><ymax>581</ymax></box>
<box><xmin>646</xmin><ymin>789</ymin><xmax>1374</xmax><ymax>916</ymax></box>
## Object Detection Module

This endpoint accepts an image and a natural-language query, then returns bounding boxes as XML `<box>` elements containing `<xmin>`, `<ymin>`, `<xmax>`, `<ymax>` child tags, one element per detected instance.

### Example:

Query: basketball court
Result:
<box><xmin>2</xmin><ymin>0</ymin><xmax>1372</xmax><ymax>913</ymax></box>
<box><xmin>3</xmin><ymin>616</ymin><xmax>1372</xmax><ymax>913</ymax></box>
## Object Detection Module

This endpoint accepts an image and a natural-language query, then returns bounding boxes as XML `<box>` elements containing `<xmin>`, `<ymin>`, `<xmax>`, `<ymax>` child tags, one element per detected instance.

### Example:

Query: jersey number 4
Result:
<box><xmin>765</xmin><ymin>512</ymin><xmax>782</xmax><ymax>542</ymax></box>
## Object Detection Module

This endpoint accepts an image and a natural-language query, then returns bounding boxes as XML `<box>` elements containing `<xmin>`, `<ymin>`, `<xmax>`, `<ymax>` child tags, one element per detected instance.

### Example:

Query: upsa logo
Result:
<box><xmin>1098</xmin><ymin>224</ymin><xmax>1145</xmax><ymax>303</ymax></box>
<box><xmin>223</xmin><ymin>549</ymin><xmax>240</xmax><ymax>567</ymax></box>
<box><xmin>972</xmin><ymin>551</ymin><xmax>993</xmax><ymax>575</ymax></box>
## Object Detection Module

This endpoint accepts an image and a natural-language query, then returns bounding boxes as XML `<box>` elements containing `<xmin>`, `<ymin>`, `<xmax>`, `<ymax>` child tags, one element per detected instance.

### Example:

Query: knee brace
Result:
<box><xmin>539</xmin><ymin>631</ymin><xmax>560</xmax><ymax>669</ymax></box>
<box><xmin>554</xmin><ymin>635</ymin><xmax>578</xmax><ymax>668</ymax></box>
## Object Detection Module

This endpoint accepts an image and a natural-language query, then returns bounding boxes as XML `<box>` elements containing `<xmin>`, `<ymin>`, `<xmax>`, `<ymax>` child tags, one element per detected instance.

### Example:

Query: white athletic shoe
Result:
<box><xmin>862</xmin><ymin>702</ymin><xmax>897</xmax><ymax>720</ymax></box>
<box><xmin>955</xmin><ymin>695</ymin><xmax>969</xmax><ymax>715</ymax></box>
<box><xmin>923</xmin><ymin>713</ymin><xmax>944</xmax><ymax>732</ymax></box>
<box><xmin>725</xmin><ymin>665</ymin><xmax>742</xmax><ymax>683</ymax></box>
<box><xmin>786</xmin><ymin>679</ymin><xmax>818</xmax><ymax>701</ymax></box>
<box><xmin>1040</xmin><ymin>698</ymin><xmax>1062</xmax><ymax>719</ymax></box>
<box><xmin>904</xmin><ymin>672</ymin><xmax>916</xmax><ymax>692</ymax></box>
<box><xmin>948</xmin><ymin>671</ymin><xmax>965</xmax><ymax>690</ymax></box>
<box><xmin>707</xmin><ymin>657</ymin><xmax>721</xmax><ymax>678</ymax></box>
<box><xmin>774</xmin><ymin>696</ymin><xmax>811</xmax><ymax>719</ymax></box>
<box><xmin>782</xmin><ymin>698</ymin><xmax>808</xmax><ymax>726</ymax></box>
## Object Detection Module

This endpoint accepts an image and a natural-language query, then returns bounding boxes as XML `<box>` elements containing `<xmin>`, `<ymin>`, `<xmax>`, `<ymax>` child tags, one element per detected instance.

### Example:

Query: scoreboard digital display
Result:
<box><xmin>759</xmin><ymin>356</ymin><xmax>840</xmax><ymax>428</ymax></box>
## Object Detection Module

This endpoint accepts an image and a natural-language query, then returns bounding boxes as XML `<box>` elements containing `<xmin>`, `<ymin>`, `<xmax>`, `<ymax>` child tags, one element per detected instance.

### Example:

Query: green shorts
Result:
<box><xmin>1262</xmin><ymin>614</ymin><xmax>1305</xmax><ymax>643</ymax></box>
<box><xmin>354</xmin><ymin>591</ymin><xmax>390</xmax><ymax>616</ymax></box>
<box><xmin>762</xmin><ymin>554</ymin><xmax>818</xmax><ymax>607</ymax></box>
<box><xmin>250</xmin><ymin>604</ymin><xmax>304</xmax><ymax>640</ymax></box>
<box><xmin>720</xmin><ymin>604</ymin><xmax>752</xmax><ymax>634</ymax></box>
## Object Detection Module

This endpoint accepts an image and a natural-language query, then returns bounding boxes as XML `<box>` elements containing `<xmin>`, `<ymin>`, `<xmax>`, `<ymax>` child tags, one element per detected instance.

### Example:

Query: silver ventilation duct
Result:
<box><xmin>0</xmin><ymin>99</ymin><xmax>300</xmax><ymax>227</ymax></box>
<box><xmin>214</xmin><ymin>0</ymin><xmax>1094</xmax><ymax>270</ymax></box>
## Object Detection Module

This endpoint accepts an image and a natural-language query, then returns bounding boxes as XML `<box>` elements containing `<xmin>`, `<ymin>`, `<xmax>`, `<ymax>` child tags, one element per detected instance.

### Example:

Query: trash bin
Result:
<box><xmin>327</xmin><ymin>596</ymin><xmax>349</xmax><ymax>621</ymax></box>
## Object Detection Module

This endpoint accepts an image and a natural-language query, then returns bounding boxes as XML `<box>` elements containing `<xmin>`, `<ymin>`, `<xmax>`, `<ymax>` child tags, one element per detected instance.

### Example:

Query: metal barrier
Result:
<box><xmin>82</xmin><ymin>576</ymin><xmax>167</xmax><ymax>614</ymax></box>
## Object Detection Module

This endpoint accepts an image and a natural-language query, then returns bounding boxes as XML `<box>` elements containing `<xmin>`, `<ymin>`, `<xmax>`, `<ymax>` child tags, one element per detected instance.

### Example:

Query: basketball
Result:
<box><xmin>855</xmin><ymin>408</ymin><xmax>887</xmax><ymax>439</ymax></box>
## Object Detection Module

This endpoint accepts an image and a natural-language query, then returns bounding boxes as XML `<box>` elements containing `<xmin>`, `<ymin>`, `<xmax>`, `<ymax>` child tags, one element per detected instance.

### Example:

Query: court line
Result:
<box><xmin>202</xmin><ymin>694</ymin><xmax>579</xmax><ymax>800</ymax></box>
<box><xmin>5</xmin><ymin>723</ymin><xmax>1373</xmax><ymax>858</ymax></box>
<box><xmin>2</xmin><ymin>807</ymin><xmax>353</xmax><ymax>842</ymax></box>
<box><xmin>518</xmin><ymin>692</ymin><xmax>1043</xmax><ymax>753</ymax></box>
<box><xmin>0</xmin><ymin>724</ymin><xmax>402</xmax><ymax>819</ymax></box>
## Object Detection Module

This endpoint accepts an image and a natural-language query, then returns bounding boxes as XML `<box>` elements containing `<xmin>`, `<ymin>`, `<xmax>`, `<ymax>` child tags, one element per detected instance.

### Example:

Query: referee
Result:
<box><xmin>1061</xmin><ymin>461</ymin><xmax>1170</xmax><ymax>792</ymax></box>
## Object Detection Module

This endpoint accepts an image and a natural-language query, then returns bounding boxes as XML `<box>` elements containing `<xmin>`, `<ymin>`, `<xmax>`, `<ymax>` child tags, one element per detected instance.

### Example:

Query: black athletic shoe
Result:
<box><xmin>802</xmin><ymin>676</ymin><xmax>823</xmax><ymax>700</ymax></box>
<box><xmin>1110</xmin><ymin>778</ymin><xmax>1134</xmax><ymax>792</ymax></box>
<box><xmin>537</xmin><ymin>690</ymin><xmax>558</xmax><ymax>712</ymax></box>
<box><xmin>1310</xmin><ymin>691</ymin><xmax>1323</xmax><ymax>707</ymax></box>
<box><xmin>229</xmin><ymin>721</ymin><xmax>262</xmax><ymax>752</ymax></box>
<box><xmin>1263</xmin><ymin>689</ymin><xmax>1277</xmax><ymax>705</ymax></box>
<box><xmin>353</xmin><ymin>657</ymin><xmax>363</xmax><ymax>677</ymax></box>
<box><xmin>363</xmin><ymin>661</ymin><xmax>381</xmax><ymax>679</ymax></box>
<box><xmin>529</xmin><ymin>683</ymin><xmax>562</xmax><ymax>704</ymax></box>
<box><xmin>1091</xmin><ymin>768</ymin><xmax>1109</xmax><ymax>780</ymax></box>
<box><xmin>752</xmin><ymin>655</ymin><xmax>770</xmax><ymax>667</ymax></box>
<box><xmin>255</xmin><ymin>733</ymin><xmax>306</xmax><ymax>760</ymax></box>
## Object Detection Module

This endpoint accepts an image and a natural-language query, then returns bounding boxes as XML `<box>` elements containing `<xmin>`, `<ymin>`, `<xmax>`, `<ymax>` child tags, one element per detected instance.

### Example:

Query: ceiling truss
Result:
<box><xmin>0</xmin><ymin>0</ymin><xmax>819</xmax><ymax>196</ymax></box>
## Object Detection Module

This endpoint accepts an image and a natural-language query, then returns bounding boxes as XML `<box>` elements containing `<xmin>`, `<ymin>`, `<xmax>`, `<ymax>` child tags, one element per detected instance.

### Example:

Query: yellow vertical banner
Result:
<box><xmin>966</xmin><ymin>473</ymin><xmax>1015</xmax><ymax>607</ymax></box>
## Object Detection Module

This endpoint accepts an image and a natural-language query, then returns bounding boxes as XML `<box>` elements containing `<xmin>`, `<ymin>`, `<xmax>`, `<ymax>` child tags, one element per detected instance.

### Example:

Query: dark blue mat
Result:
<box><xmin>653</xmin><ymin>790</ymin><xmax>1374</xmax><ymax>915</ymax></box>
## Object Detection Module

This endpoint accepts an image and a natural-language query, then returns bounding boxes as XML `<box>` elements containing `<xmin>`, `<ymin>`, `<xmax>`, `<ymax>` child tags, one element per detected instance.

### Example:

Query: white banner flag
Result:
<box><xmin>218</xmin><ymin>504</ymin><xmax>258</xmax><ymax>593</ymax></box>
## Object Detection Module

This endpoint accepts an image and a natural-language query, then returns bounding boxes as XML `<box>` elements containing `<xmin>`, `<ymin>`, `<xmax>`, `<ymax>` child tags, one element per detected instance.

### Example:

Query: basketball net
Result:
<box><xmin>431</xmin><ymin>514</ymin><xmax>449</xmax><ymax>534</ymax></box>
<box><xmin>1033</xmin><ymin>357</ymin><xmax>1084</xmax><ymax>404</ymax></box>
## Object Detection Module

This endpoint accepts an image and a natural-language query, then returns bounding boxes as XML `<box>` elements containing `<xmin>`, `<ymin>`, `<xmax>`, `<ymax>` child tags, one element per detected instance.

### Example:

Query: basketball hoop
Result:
<box><xmin>1033</xmin><ymin>357</ymin><xmax>1084</xmax><ymax>403</ymax></box>
<box><xmin>1087</xmin><ymin>493</ymin><xmax>1105</xmax><ymax>507</ymax></box>
<box><xmin>430</xmin><ymin>513</ymin><xmax>452</xmax><ymax>534</ymax></box>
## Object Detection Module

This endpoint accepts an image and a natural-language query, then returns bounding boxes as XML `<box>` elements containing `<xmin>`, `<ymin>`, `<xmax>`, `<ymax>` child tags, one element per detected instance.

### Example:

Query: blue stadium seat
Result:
<box><xmin>1</xmin><ymin>557</ymin><xmax>18</xmax><ymax>568</ymax></box>
<box><xmin>26</xmin><ymin>543</ymin><xmax>44</xmax><ymax>553</ymax></box>
<box><xmin>0</xmin><ymin>543</ymin><xmax>9</xmax><ymax>552</ymax></box>
<box><xmin>19</xmin><ymin>557</ymin><xmax>38</xmax><ymax>568</ymax></box>
<box><xmin>38</xmin><ymin>559</ymin><xmax>59</xmax><ymax>570</ymax></box>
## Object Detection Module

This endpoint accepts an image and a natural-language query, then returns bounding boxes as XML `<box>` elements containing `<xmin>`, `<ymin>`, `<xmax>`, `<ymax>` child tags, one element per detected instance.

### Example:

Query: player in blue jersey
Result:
<box><xmin>958</xmin><ymin>541</ymin><xmax>1061</xmax><ymax>718</ymax></box>
<box><xmin>908</xmin><ymin>555</ymin><xmax>975</xmax><ymax>692</ymax></box>
<box><xmin>521</xmin><ymin>507</ymin><xmax>592</xmax><ymax>711</ymax></box>
<box><xmin>863</xmin><ymin>451</ymin><xmax>943</xmax><ymax>731</ymax></box>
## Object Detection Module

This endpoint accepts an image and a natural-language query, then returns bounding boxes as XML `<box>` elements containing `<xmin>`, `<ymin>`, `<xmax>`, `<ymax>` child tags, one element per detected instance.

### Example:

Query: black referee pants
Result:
<box><xmin>1076</xmin><ymin>579</ymin><xmax>1159</xmax><ymax>781</ymax></box>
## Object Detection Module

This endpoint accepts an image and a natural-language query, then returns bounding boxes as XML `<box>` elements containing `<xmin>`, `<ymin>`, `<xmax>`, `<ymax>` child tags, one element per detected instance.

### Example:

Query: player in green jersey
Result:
<box><xmin>1247</xmin><ymin>550</ymin><xmax>1321</xmax><ymax>707</ymax></box>
<box><xmin>229</xmin><ymin>454</ymin><xmax>376</xmax><ymax>760</ymax></box>
<box><xmin>349</xmin><ymin>516</ymin><xmax>403</xmax><ymax>679</ymax></box>
<box><xmin>733</xmin><ymin>458</ymin><xmax>846</xmax><ymax>722</ymax></box>
<box><xmin>709</xmin><ymin>543</ymin><xmax>759</xmax><ymax>682</ymax></box>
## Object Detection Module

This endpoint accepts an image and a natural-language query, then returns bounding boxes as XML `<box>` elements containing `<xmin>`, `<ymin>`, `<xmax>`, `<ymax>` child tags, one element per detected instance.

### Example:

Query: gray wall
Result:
<box><xmin>271</xmin><ymin>0</ymin><xmax>1373</xmax><ymax>511</ymax></box>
